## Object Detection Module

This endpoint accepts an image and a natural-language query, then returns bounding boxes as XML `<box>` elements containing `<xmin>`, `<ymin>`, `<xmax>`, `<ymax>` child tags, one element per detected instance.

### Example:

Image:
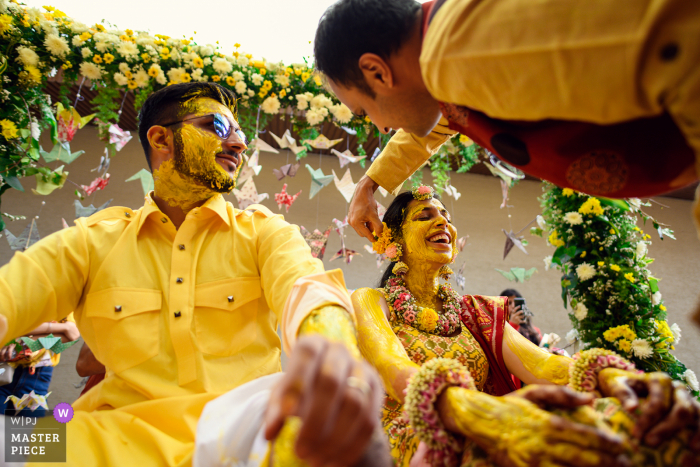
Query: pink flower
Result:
<box><xmin>417</xmin><ymin>186</ymin><xmax>431</xmax><ymax>195</ymax></box>
<box><xmin>399</xmin><ymin>293</ymin><xmax>410</xmax><ymax>301</ymax></box>
<box><xmin>385</xmin><ymin>244</ymin><xmax>398</xmax><ymax>259</ymax></box>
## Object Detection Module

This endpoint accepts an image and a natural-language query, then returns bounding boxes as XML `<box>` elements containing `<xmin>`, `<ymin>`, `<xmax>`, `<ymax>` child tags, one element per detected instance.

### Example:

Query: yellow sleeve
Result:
<box><xmin>366</xmin><ymin>118</ymin><xmax>456</xmax><ymax>195</ymax></box>
<box><xmin>252</xmin><ymin>206</ymin><xmax>353</xmax><ymax>354</ymax></box>
<box><xmin>351</xmin><ymin>288</ymin><xmax>419</xmax><ymax>403</ymax></box>
<box><xmin>0</xmin><ymin>226</ymin><xmax>89</xmax><ymax>344</ymax></box>
<box><xmin>421</xmin><ymin>0</ymin><xmax>685</xmax><ymax>124</ymax></box>
<box><xmin>502</xmin><ymin>324</ymin><xmax>572</xmax><ymax>385</ymax></box>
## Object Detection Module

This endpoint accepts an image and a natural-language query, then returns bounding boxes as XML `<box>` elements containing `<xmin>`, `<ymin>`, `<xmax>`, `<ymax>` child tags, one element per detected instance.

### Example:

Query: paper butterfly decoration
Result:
<box><xmin>456</xmin><ymin>235</ymin><xmax>469</xmax><ymax>252</ymax></box>
<box><xmin>4</xmin><ymin>390</ymin><xmax>51</xmax><ymax>412</ymax></box>
<box><xmin>332</xmin><ymin>169</ymin><xmax>357</xmax><ymax>203</ymax></box>
<box><xmin>274</xmin><ymin>184</ymin><xmax>302</xmax><ymax>213</ymax></box>
<box><xmin>270</xmin><ymin>130</ymin><xmax>305</xmax><ymax>155</ymax></box>
<box><xmin>252</xmin><ymin>138</ymin><xmax>279</xmax><ymax>154</ymax></box>
<box><xmin>40</xmin><ymin>142</ymin><xmax>84</xmax><ymax>165</ymax></box>
<box><xmin>81</xmin><ymin>174</ymin><xmax>110</xmax><ymax>196</ymax></box>
<box><xmin>502</xmin><ymin>229</ymin><xmax>528</xmax><ymax>260</ymax></box>
<box><xmin>496</xmin><ymin>267</ymin><xmax>538</xmax><ymax>283</ymax></box>
<box><xmin>233</xmin><ymin>178</ymin><xmax>269</xmax><ymax>210</ymax></box>
<box><xmin>455</xmin><ymin>262</ymin><xmax>467</xmax><ymax>290</ymax></box>
<box><xmin>273</xmin><ymin>162</ymin><xmax>301</xmax><ymax>181</ymax></box>
<box><xmin>126</xmin><ymin>169</ymin><xmax>154</xmax><ymax>196</ymax></box>
<box><xmin>330</xmin><ymin>247</ymin><xmax>361</xmax><ymax>264</ymax></box>
<box><xmin>363</xmin><ymin>244</ymin><xmax>387</xmax><ymax>269</ymax></box>
<box><xmin>4</xmin><ymin>220</ymin><xmax>40</xmax><ymax>251</ymax></box>
<box><xmin>21</xmin><ymin>333</ymin><xmax>80</xmax><ymax>354</ymax></box>
<box><xmin>305</xmin><ymin>165</ymin><xmax>334</xmax><ymax>199</ymax></box>
<box><xmin>56</xmin><ymin>103</ymin><xmax>94</xmax><ymax>143</ymax></box>
<box><xmin>303</xmin><ymin>134</ymin><xmax>343</xmax><ymax>150</ymax></box>
<box><xmin>444</xmin><ymin>185</ymin><xmax>461</xmax><ymax>200</ymax></box>
<box><xmin>237</xmin><ymin>149</ymin><xmax>263</xmax><ymax>185</ymax></box>
<box><xmin>331</xmin><ymin>149</ymin><xmax>366</xmax><ymax>168</ymax></box>
<box><xmin>33</xmin><ymin>165</ymin><xmax>68</xmax><ymax>196</ymax></box>
<box><xmin>300</xmin><ymin>225</ymin><xmax>332</xmax><ymax>260</ymax></box>
<box><xmin>108</xmin><ymin>124</ymin><xmax>132</xmax><ymax>152</ymax></box>
<box><xmin>75</xmin><ymin>199</ymin><xmax>113</xmax><ymax>218</ymax></box>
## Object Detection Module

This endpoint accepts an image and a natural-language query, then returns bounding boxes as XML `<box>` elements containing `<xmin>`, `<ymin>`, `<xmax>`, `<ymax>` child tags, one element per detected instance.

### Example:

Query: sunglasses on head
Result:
<box><xmin>162</xmin><ymin>113</ymin><xmax>247</xmax><ymax>144</ymax></box>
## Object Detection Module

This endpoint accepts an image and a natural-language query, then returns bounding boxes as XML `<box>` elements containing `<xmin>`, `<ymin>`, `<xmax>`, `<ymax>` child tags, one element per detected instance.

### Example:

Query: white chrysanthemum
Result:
<box><xmin>134</xmin><ymin>69</ymin><xmax>150</xmax><ymax>88</ymax></box>
<box><xmin>30</xmin><ymin>121</ymin><xmax>40</xmax><ymax>140</ymax></box>
<box><xmin>44</xmin><ymin>34</ymin><xmax>70</xmax><ymax>57</ymax></box>
<box><xmin>274</xmin><ymin>74</ymin><xmax>290</xmax><ymax>87</ymax></box>
<box><xmin>79</xmin><ymin>62</ymin><xmax>104</xmax><ymax>80</ymax></box>
<box><xmin>199</xmin><ymin>45</ymin><xmax>214</xmax><ymax>57</ymax></box>
<box><xmin>236</xmin><ymin>56</ymin><xmax>249</xmax><ymax>67</ymax></box>
<box><xmin>234</xmin><ymin>81</ymin><xmax>247</xmax><ymax>94</ymax></box>
<box><xmin>636</xmin><ymin>242</ymin><xmax>647</xmax><ymax>258</ymax></box>
<box><xmin>573</xmin><ymin>302</ymin><xmax>588</xmax><ymax>321</ymax></box>
<box><xmin>536</xmin><ymin>215</ymin><xmax>546</xmax><ymax>230</ymax></box>
<box><xmin>671</xmin><ymin>323</ymin><xmax>681</xmax><ymax>345</ymax></box>
<box><xmin>247</xmin><ymin>89</ymin><xmax>255</xmax><ymax>97</ymax></box>
<box><xmin>331</xmin><ymin>103</ymin><xmax>353</xmax><ymax>123</ymax></box>
<box><xmin>575</xmin><ymin>262</ymin><xmax>596</xmax><ymax>281</ymax></box>
<box><xmin>212</xmin><ymin>58</ymin><xmax>232</xmax><ymax>74</ymax></box>
<box><xmin>565</xmin><ymin>328</ymin><xmax>579</xmax><ymax>344</ymax></box>
<box><xmin>113</xmin><ymin>72</ymin><xmax>128</xmax><ymax>86</ymax></box>
<box><xmin>155</xmin><ymin>72</ymin><xmax>167</xmax><ymax>85</ymax></box>
<box><xmin>564</xmin><ymin>211</ymin><xmax>583</xmax><ymax>225</ymax></box>
<box><xmin>70</xmin><ymin>21</ymin><xmax>89</xmax><ymax>33</ymax></box>
<box><xmin>310</xmin><ymin>94</ymin><xmax>333</xmax><ymax>109</ymax></box>
<box><xmin>543</xmin><ymin>255</ymin><xmax>552</xmax><ymax>271</ymax></box>
<box><xmin>117</xmin><ymin>41</ymin><xmax>139</xmax><ymax>59</ymax></box>
<box><xmin>93</xmin><ymin>32</ymin><xmax>119</xmax><ymax>43</ymax></box>
<box><xmin>317</xmin><ymin>107</ymin><xmax>329</xmax><ymax>117</ymax></box>
<box><xmin>118</xmin><ymin>62</ymin><xmax>130</xmax><ymax>74</ymax></box>
<box><xmin>251</xmin><ymin>73</ymin><xmax>263</xmax><ymax>86</ymax></box>
<box><xmin>306</xmin><ymin>108</ymin><xmax>324</xmax><ymax>126</ymax></box>
<box><xmin>652</xmin><ymin>291</ymin><xmax>662</xmax><ymax>305</ymax></box>
<box><xmin>203</xmin><ymin>57</ymin><xmax>212</xmax><ymax>66</ymax></box>
<box><xmin>81</xmin><ymin>47</ymin><xmax>93</xmax><ymax>58</ymax></box>
<box><xmin>261</xmin><ymin>96</ymin><xmax>281</xmax><ymax>115</ymax></box>
<box><xmin>628</xmin><ymin>198</ymin><xmax>641</xmax><ymax>209</ymax></box>
<box><xmin>136</xmin><ymin>36</ymin><xmax>156</xmax><ymax>48</ymax></box>
<box><xmin>232</xmin><ymin>71</ymin><xmax>244</xmax><ymax>82</ymax></box>
<box><xmin>631</xmin><ymin>338</ymin><xmax>653</xmax><ymax>359</ymax></box>
<box><xmin>95</xmin><ymin>41</ymin><xmax>110</xmax><ymax>53</ymax></box>
<box><xmin>169</xmin><ymin>49</ymin><xmax>181</xmax><ymax>61</ymax></box>
<box><xmin>296</xmin><ymin>94</ymin><xmax>309</xmax><ymax>110</ymax></box>
<box><xmin>191</xmin><ymin>69</ymin><xmax>205</xmax><ymax>82</ymax></box>
<box><xmin>684</xmin><ymin>369</ymin><xmax>699</xmax><ymax>392</ymax></box>
<box><xmin>72</xmin><ymin>36</ymin><xmax>85</xmax><ymax>47</ymax></box>
<box><xmin>167</xmin><ymin>67</ymin><xmax>186</xmax><ymax>84</ymax></box>
<box><xmin>16</xmin><ymin>46</ymin><xmax>39</xmax><ymax>67</ymax></box>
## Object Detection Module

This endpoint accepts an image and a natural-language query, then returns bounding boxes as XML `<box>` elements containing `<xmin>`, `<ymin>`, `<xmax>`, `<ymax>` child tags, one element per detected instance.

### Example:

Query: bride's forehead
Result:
<box><xmin>405</xmin><ymin>198</ymin><xmax>447</xmax><ymax>216</ymax></box>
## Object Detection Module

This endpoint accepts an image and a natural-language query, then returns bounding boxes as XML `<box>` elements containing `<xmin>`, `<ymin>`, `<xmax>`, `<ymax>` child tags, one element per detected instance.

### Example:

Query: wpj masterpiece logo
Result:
<box><xmin>4</xmin><ymin>403</ymin><xmax>71</xmax><ymax>462</ymax></box>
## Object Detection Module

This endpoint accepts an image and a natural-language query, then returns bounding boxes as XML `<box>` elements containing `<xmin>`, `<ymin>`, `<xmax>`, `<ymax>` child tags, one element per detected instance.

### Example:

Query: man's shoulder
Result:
<box><xmin>79</xmin><ymin>206</ymin><xmax>139</xmax><ymax>227</ymax></box>
<box><xmin>231</xmin><ymin>203</ymin><xmax>276</xmax><ymax>219</ymax></box>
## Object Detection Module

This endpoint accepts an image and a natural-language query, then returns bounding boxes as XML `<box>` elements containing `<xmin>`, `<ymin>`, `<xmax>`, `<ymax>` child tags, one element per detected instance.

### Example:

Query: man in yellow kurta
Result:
<box><xmin>0</xmin><ymin>82</ymin><xmax>383</xmax><ymax>466</ymax></box>
<box><xmin>312</xmin><ymin>0</ymin><xmax>700</xmax><ymax>242</ymax></box>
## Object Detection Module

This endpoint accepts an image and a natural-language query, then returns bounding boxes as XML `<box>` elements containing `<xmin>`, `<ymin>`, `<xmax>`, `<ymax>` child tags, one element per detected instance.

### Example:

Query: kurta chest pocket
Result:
<box><xmin>84</xmin><ymin>288</ymin><xmax>162</xmax><ymax>374</ymax></box>
<box><xmin>193</xmin><ymin>277</ymin><xmax>261</xmax><ymax>357</ymax></box>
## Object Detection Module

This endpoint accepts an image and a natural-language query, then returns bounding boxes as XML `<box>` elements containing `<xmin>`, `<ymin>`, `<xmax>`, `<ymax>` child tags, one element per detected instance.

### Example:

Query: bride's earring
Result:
<box><xmin>439</xmin><ymin>265</ymin><xmax>453</xmax><ymax>280</ymax></box>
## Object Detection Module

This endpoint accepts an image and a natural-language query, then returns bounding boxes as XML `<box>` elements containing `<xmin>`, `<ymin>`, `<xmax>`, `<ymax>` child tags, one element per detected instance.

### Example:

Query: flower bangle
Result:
<box><xmin>568</xmin><ymin>348</ymin><xmax>638</xmax><ymax>395</ymax></box>
<box><xmin>405</xmin><ymin>358</ymin><xmax>476</xmax><ymax>467</ymax></box>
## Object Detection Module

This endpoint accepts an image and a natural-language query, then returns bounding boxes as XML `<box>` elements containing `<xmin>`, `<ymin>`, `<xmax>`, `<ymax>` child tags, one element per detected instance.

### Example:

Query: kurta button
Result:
<box><xmin>124</xmin><ymin>212</ymin><xmax>131</xmax><ymax>218</ymax></box>
<box><xmin>115</xmin><ymin>305</ymin><xmax>122</xmax><ymax>312</ymax></box>
<box><xmin>174</xmin><ymin>311</ymin><xmax>182</xmax><ymax>318</ymax></box>
<box><xmin>161</xmin><ymin>217</ymin><xmax>168</xmax><ymax>223</ymax></box>
<box><xmin>227</xmin><ymin>296</ymin><xmax>234</xmax><ymax>303</ymax></box>
<box><xmin>176</xmin><ymin>277</ymin><xmax>183</xmax><ymax>283</ymax></box>
<box><xmin>178</xmin><ymin>244</ymin><xmax>185</xmax><ymax>250</ymax></box>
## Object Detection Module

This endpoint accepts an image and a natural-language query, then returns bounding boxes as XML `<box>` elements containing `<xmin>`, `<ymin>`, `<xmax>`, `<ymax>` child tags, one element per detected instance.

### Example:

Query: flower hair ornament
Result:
<box><xmin>412</xmin><ymin>185</ymin><xmax>434</xmax><ymax>201</ymax></box>
<box><xmin>373</xmin><ymin>222</ymin><xmax>408</xmax><ymax>275</ymax></box>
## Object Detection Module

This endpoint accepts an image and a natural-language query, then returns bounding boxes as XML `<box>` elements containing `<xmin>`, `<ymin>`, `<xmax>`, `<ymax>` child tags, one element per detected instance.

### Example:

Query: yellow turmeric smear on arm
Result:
<box><xmin>297</xmin><ymin>305</ymin><xmax>361</xmax><ymax>360</ymax></box>
<box><xmin>502</xmin><ymin>324</ymin><xmax>572</xmax><ymax>385</ymax></box>
<box><xmin>352</xmin><ymin>288</ymin><xmax>419</xmax><ymax>404</ymax></box>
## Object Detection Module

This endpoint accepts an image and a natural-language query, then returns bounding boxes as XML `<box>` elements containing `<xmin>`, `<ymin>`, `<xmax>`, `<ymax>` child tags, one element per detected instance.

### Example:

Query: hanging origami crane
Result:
<box><xmin>305</xmin><ymin>165</ymin><xmax>334</xmax><ymax>199</ymax></box>
<box><xmin>40</xmin><ymin>142</ymin><xmax>84</xmax><ymax>164</ymax></box>
<box><xmin>270</xmin><ymin>130</ymin><xmax>305</xmax><ymax>155</ymax></box>
<box><xmin>74</xmin><ymin>199</ymin><xmax>112</xmax><ymax>218</ymax></box>
<box><xmin>455</xmin><ymin>262</ymin><xmax>467</xmax><ymax>290</ymax></box>
<box><xmin>274</xmin><ymin>184</ymin><xmax>302</xmax><ymax>213</ymax></box>
<box><xmin>56</xmin><ymin>103</ymin><xmax>95</xmax><ymax>144</ymax></box>
<box><xmin>33</xmin><ymin>165</ymin><xmax>69</xmax><ymax>196</ymax></box>
<box><xmin>444</xmin><ymin>185</ymin><xmax>461</xmax><ymax>200</ymax></box>
<box><xmin>363</xmin><ymin>244</ymin><xmax>387</xmax><ymax>269</ymax></box>
<box><xmin>4</xmin><ymin>390</ymin><xmax>51</xmax><ymax>412</ymax></box>
<box><xmin>126</xmin><ymin>169</ymin><xmax>154</xmax><ymax>196</ymax></box>
<box><xmin>303</xmin><ymin>134</ymin><xmax>343</xmax><ymax>150</ymax></box>
<box><xmin>4</xmin><ymin>220</ymin><xmax>40</xmax><ymax>251</ymax></box>
<box><xmin>456</xmin><ymin>235</ymin><xmax>469</xmax><ymax>252</ymax></box>
<box><xmin>376</xmin><ymin>201</ymin><xmax>387</xmax><ymax>221</ymax></box>
<box><xmin>21</xmin><ymin>334</ymin><xmax>80</xmax><ymax>354</ymax></box>
<box><xmin>251</xmin><ymin>138</ymin><xmax>279</xmax><ymax>154</ymax></box>
<box><xmin>331</xmin><ymin>149</ymin><xmax>367</xmax><ymax>168</ymax></box>
<box><xmin>332</xmin><ymin>169</ymin><xmax>357</xmax><ymax>203</ymax></box>
<box><xmin>300</xmin><ymin>225</ymin><xmax>332</xmax><ymax>260</ymax></box>
<box><xmin>496</xmin><ymin>267</ymin><xmax>538</xmax><ymax>283</ymax></box>
<box><xmin>330</xmin><ymin>247</ymin><xmax>361</xmax><ymax>264</ymax></box>
<box><xmin>377</xmin><ymin>186</ymin><xmax>389</xmax><ymax>197</ymax></box>
<box><xmin>502</xmin><ymin>229</ymin><xmax>529</xmax><ymax>260</ymax></box>
<box><xmin>81</xmin><ymin>174</ymin><xmax>110</xmax><ymax>196</ymax></box>
<box><xmin>108</xmin><ymin>124</ymin><xmax>133</xmax><ymax>151</ymax></box>
<box><xmin>370</xmin><ymin>147</ymin><xmax>381</xmax><ymax>162</ymax></box>
<box><xmin>273</xmin><ymin>162</ymin><xmax>301</xmax><ymax>181</ymax></box>
<box><xmin>233</xmin><ymin>178</ymin><xmax>269</xmax><ymax>210</ymax></box>
<box><xmin>237</xmin><ymin>149</ymin><xmax>263</xmax><ymax>185</ymax></box>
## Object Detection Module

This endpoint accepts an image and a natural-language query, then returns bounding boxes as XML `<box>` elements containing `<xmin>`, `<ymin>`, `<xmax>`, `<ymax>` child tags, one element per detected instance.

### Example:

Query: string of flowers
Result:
<box><xmin>533</xmin><ymin>183</ymin><xmax>698</xmax><ymax>396</ymax></box>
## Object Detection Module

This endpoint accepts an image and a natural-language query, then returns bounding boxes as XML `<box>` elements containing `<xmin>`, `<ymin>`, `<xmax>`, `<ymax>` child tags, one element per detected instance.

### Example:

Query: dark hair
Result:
<box><xmin>137</xmin><ymin>82</ymin><xmax>237</xmax><ymax>170</ymax></box>
<box><xmin>378</xmin><ymin>190</ymin><xmax>441</xmax><ymax>288</ymax></box>
<box><xmin>314</xmin><ymin>0</ymin><xmax>421</xmax><ymax>97</ymax></box>
<box><xmin>499</xmin><ymin>288</ymin><xmax>522</xmax><ymax>298</ymax></box>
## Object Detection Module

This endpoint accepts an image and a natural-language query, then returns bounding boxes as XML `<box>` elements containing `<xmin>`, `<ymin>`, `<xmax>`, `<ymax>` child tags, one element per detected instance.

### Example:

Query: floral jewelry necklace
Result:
<box><xmin>383</xmin><ymin>275</ymin><xmax>463</xmax><ymax>336</ymax></box>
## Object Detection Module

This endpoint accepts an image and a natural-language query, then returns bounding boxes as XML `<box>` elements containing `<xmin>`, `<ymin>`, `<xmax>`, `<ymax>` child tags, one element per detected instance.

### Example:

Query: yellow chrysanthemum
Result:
<box><xmin>226</xmin><ymin>76</ymin><xmax>235</xmax><ymax>86</ymax></box>
<box><xmin>141</xmin><ymin>53</ymin><xmax>151</xmax><ymax>63</ymax></box>
<box><xmin>148</xmin><ymin>66</ymin><xmax>159</xmax><ymax>77</ymax></box>
<box><xmin>0</xmin><ymin>120</ymin><xmax>18</xmax><ymax>139</ymax></box>
<box><xmin>92</xmin><ymin>54</ymin><xmax>103</xmax><ymax>64</ymax></box>
<box><xmin>103</xmin><ymin>53</ymin><xmax>114</xmax><ymax>64</ymax></box>
<box><xmin>604</xmin><ymin>325</ymin><xmax>637</xmax><ymax>343</ymax></box>
<box><xmin>0</xmin><ymin>14</ymin><xmax>13</xmax><ymax>34</ymax></box>
<box><xmin>301</xmin><ymin>72</ymin><xmax>310</xmax><ymax>82</ymax></box>
<box><xmin>548</xmin><ymin>230</ymin><xmax>565</xmax><ymax>247</ymax></box>
<box><xmin>624</xmin><ymin>272</ymin><xmax>635</xmax><ymax>283</ymax></box>
<box><xmin>618</xmin><ymin>339</ymin><xmax>632</xmax><ymax>353</ymax></box>
<box><xmin>610</xmin><ymin>264</ymin><xmax>621</xmax><ymax>272</ymax></box>
<box><xmin>419</xmin><ymin>308</ymin><xmax>439</xmax><ymax>332</ymax></box>
<box><xmin>660</xmin><ymin>304</ymin><xmax>667</xmax><ymax>311</ymax></box>
<box><xmin>192</xmin><ymin>56</ymin><xmax>204</xmax><ymax>68</ymax></box>
<box><xmin>181</xmin><ymin>73</ymin><xmax>192</xmax><ymax>83</ymax></box>
<box><xmin>127</xmin><ymin>80</ymin><xmax>137</xmax><ymax>90</ymax></box>
<box><xmin>212</xmin><ymin>75</ymin><xmax>220</xmax><ymax>82</ymax></box>
<box><xmin>579</xmin><ymin>198</ymin><xmax>605</xmax><ymax>216</ymax></box>
<box><xmin>580</xmin><ymin>251</ymin><xmax>587</xmax><ymax>258</ymax></box>
<box><xmin>279</xmin><ymin>89</ymin><xmax>287</xmax><ymax>98</ymax></box>
<box><xmin>597</xmin><ymin>261</ymin><xmax>605</xmax><ymax>267</ymax></box>
<box><xmin>562</xmin><ymin>188</ymin><xmax>574</xmax><ymax>197</ymax></box>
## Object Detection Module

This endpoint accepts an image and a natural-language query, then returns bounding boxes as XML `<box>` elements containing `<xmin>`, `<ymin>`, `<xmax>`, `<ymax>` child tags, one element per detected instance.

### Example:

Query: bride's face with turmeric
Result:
<box><xmin>399</xmin><ymin>198</ymin><xmax>457</xmax><ymax>265</ymax></box>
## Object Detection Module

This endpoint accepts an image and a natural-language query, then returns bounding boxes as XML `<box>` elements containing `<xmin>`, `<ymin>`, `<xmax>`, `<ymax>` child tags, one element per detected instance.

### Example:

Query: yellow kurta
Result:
<box><xmin>0</xmin><ymin>193</ymin><xmax>352</xmax><ymax>466</ymax></box>
<box><xmin>368</xmin><ymin>0</ymin><xmax>700</xmax><ymax>196</ymax></box>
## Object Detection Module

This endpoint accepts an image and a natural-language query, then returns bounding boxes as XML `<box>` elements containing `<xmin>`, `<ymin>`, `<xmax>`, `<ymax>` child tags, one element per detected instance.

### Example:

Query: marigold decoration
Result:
<box><xmin>405</xmin><ymin>358</ymin><xmax>476</xmax><ymax>467</ymax></box>
<box><xmin>392</xmin><ymin>261</ymin><xmax>409</xmax><ymax>276</ymax></box>
<box><xmin>537</xmin><ymin>184</ymin><xmax>695</xmax><ymax>394</ymax></box>
<box><xmin>372</xmin><ymin>222</ymin><xmax>392</xmax><ymax>254</ymax></box>
<box><xmin>568</xmin><ymin>348</ymin><xmax>637</xmax><ymax>395</ymax></box>
<box><xmin>412</xmin><ymin>185</ymin><xmax>434</xmax><ymax>201</ymax></box>
<box><xmin>0</xmin><ymin>120</ymin><xmax>18</xmax><ymax>140</ymax></box>
<box><xmin>382</xmin><ymin>275</ymin><xmax>462</xmax><ymax>336</ymax></box>
<box><xmin>438</xmin><ymin>265</ymin><xmax>453</xmax><ymax>280</ymax></box>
